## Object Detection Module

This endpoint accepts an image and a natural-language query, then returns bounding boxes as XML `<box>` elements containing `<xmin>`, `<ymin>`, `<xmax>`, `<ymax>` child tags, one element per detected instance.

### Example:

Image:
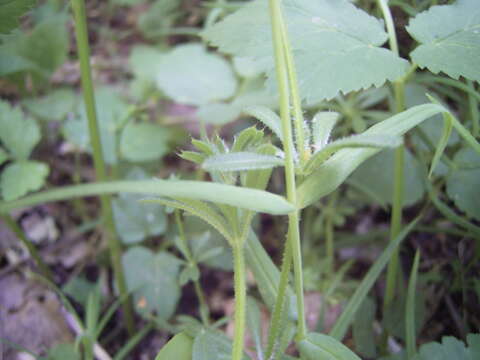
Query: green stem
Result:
<box><xmin>71</xmin><ymin>0</ymin><xmax>134</xmax><ymax>335</ymax></box>
<box><xmin>174</xmin><ymin>210</ymin><xmax>210</xmax><ymax>325</ymax></box>
<box><xmin>269</xmin><ymin>0</ymin><xmax>307</xmax><ymax>340</ymax></box>
<box><xmin>232</xmin><ymin>243</ymin><xmax>246</xmax><ymax>360</ymax></box>
<box><xmin>325</xmin><ymin>194</ymin><xmax>337</xmax><ymax>275</ymax></box>
<box><xmin>265</xmin><ymin>235</ymin><xmax>293</xmax><ymax>359</ymax></box>
<box><xmin>1</xmin><ymin>214</ymin><xmax>54</xmax><ymax>281</ymax></box>
<box><xmin>467</xmin><ymin>80</ymin><xmax>479</xmax><ymax>137</ymax></box>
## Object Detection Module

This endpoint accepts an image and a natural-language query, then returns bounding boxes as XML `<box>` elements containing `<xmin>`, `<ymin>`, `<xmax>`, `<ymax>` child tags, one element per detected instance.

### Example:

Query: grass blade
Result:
<box><xmin>406</xmin><ymin>249</ymin><xmax>421</xmax><ymax>359</ymax></box>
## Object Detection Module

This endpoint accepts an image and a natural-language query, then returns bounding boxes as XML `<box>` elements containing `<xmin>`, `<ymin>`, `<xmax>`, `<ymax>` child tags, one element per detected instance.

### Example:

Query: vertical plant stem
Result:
<box><xmin>1</xmin><ymin>214</ymin><xmax>54</xmax><ymax>281</ymax></box>
<box><xmin>269</xmin><ymin>0</ymin><xmax>307</xmax><ymax>341</ymax></box>
<box><xmin>406</xmin><ymin>250</ymin><xmax>420</xmax><ymax>359</ymax></box>
<box><xmin>467</xmin><ymin>80</ymin><xmax>479</xmax><ymax>137</ymax></box>
<box><xmin>71</xmin><ymin>0</ymin><xmax>134</xmax><ymax>335</ymax></box>
<box><xmin>232</xmin><ymin>242</ymin><xmax>246</xmax><ymax>360</ymax></box>
<box><xmin>325</xmin><ymin>193</ymin><xmax>337</xmax><ymax>275</ymax></box>
<box><xmin>377</xmin><ymin>0</ymin><xmax>406</xmax><ymax>325</ymax></box>
<box><xmin>174</xmin><ymin>210</ymin><xmax>210</xmax><ymax>325</ymax></box>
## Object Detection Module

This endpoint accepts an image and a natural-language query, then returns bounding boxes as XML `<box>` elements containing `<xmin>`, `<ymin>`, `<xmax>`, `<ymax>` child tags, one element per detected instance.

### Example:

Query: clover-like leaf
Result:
<box><xmin>155</xmin><ymin>44</ymin><xmax>237</xmax><ymax>106</ymax></box>
<box><xmin>446</xmin><ymin>147</ymin><xmax>480</xmax><ymax>220</ymax></box>
<box><xmin>0</xmin><ymin>100</ymin><xmax>40</xmax><ymax>160</ymax></box>
<box><xmin>1</xmin><ymin>161</ymin><xmax>49</xmax><ymax>201</ymax></box>
<box><xmin>120</xmin><ymin>121</ymin><xmax>171</xmax><ymax>162</ymax></box>
<box><xmin>0</xmin><ymin>0</ymin><xmax>36</xmax><ymax>34</ymax></box>
<box><xmin>203</xmin><ymin>0</ymin><xmax>409</xmax><ymax>102</ymax></box>
<box><xmin>123</xmin><ymin>246</ymin><xmax>181</xmax><ymax>319</ymax></box>
<box><xmin>406</xmin><ymin>0</ymin><xmax>480</xmax><ymax>82</ymax></box>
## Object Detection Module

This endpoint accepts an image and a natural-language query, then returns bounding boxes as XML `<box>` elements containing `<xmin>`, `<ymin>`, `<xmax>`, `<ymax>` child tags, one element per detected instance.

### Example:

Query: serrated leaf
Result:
<box><xmin>120</xmin><ymin>121</ymin><xmax>170</xmax><ymax>162</ymax></box>
<box><xmin>348</xmin><ymin>148</ymin><xmax>425</xmax><ymax>207</ymax></box>
<box><xmin>203</xmin><ymin>152</ymin><xmax>284</xmax><ymax>172</ymax></box>
<box><xmin>415</xmin><ymin>334</ymin><xmax>480</xmax><ymax>360</ymax></box>
<box><xmin>1</xmin><ymin>161</ymin><xmax>49</xmax><ymax>201</ymax></box>
<box><xmin>406</xmin><ymin>0</ymin><xmax>480</xmax><ymax>82</ymax></box>
<box><xmin>156</xmin><ymin>332</ymin><xmax>193</xmax><ymax>360</ymax></box>
<box><xmin>243</xmin><ymin>105</ymin><xmax>283</xmax><ymax>141</ymax></box>
<box><xmin>446</xmin><ymin>147</ymin><xmax>480</xmax><ymax>220</ymax></box>
<box><xmin>0</xmin><ymin>0</ymin><xmax>36</xmax><ymax>34</ymax></box>
<box><xmin>156</xmin><ymin>44</ymin><xmax>237</xmax><ymax>105</ymax></box>
<box><xmin>312</xmin><ymin>112</ymin><xmax>340</xmax><ymax>150</ymax></box>
<box><xmin>0</xmin><ymin>100</ymin><xmax>40</xmax><ymax>159</ymax></box>
<box><xmin>23</xmin><ymin>88</ymin><xmax>76</xmax><ymax>122</ymax></box>
<box><xmin>203</xmin><ymin>0</ymin><xmax>409</xmax><ymax>102</ymax></box>
<box><xmin>298</xmin><ymin>333</ymin><xmax>361</xmax><ymax>360</ymax></box>
<box><xmin>123</xmin><ymin>246</ymin><xmax>181</xmax><ymax>319</ymax></box>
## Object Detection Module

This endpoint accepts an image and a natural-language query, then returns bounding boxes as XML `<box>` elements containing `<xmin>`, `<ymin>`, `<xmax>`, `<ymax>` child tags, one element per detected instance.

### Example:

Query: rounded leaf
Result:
<box><xmin>1</xmin><ymin>161</ymin><xmax>49</xmax><ymax>201</ymax></box>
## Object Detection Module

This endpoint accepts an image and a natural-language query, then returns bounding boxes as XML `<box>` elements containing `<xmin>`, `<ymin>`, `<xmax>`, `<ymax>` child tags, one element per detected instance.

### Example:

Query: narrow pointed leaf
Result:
<box><xmin>297</xmin><ymin>104</ymin><xmax>480</xmax><ymax>208</ymax></box>
<box><xmin>203</xmin><ymin>152</ymin><xmax>284</xmax><ymax>172</ymax></box>
<box><xmin>298</xmin><ymin>333</ymin><xmax>361</xmax><ymax>360</ymax></box>
<box><xmin>0</xmin><ymin>179</ymin><xmax>295</xmax><ymax>215</ymax></box>
<box><xmin>312</xmin><ymin>112</ymin><xmax>340</xmax><ymax>150</ymax></box>
<box><xmin>406</xmin><ymin>250</ymin><xmax>421</xmax><ymax>359</ymax></box>
<box><xmin>406</xmin><ymin>0</ymin><xmax>480</xmax><ymax>82</ymax></box>
<box><xmin>243</xmin><ymin>106</ymin><xmax>283</xmax><ymax>141</ymax></box>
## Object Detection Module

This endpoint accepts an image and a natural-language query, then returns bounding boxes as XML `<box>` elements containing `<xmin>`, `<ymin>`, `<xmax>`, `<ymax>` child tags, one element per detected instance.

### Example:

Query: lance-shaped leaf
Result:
<box><xmin>243</xmin><ymin>105</ymin><xmax>283</xmax><ymax>141</ymax></box>
<box><xmin>203</xmin><ymin>0</ymin><xmax>409</xmax><ymax>102</ymax></box>
<box><xmin>312</xmin><ymin>112</ymin><xmax>340</xmax><ymax>150</ymax></box>
<box><xmin>303</xmin><ymin>134</ymin><xmax>402</xmax><ymax>175</ymax></box>
<box><xmin>0</xmin><ymin>179</ymin><xmax>295</xmax><ymax>215</ymax></box>
<box><xmin>298</xmin><ymin>333</ymin><xmax>361</xmax><ymax>360</ymax></box>
<box><xmin>202</xmin><ymin>152</ymin><xmax>284</xmax><ymax>172</ymax></box>
<box><xmin>297</xmin><ymin>103</ymin><xmax>480</xmax><ymax>209</ymax></box>
<box><xmin>407</xmin><ymin>0</ymin><xmax>480</xmax><ymax>82</ymax></box>
<box><xmin>0</xmin><ymin>0</ymin><xmax>35</xmax><ymax>34</ymax></box>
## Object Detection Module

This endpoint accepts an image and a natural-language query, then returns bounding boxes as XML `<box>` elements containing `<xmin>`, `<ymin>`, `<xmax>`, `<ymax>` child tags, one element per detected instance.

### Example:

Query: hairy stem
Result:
<box><xmin>232</xmin><ymin>243</ymin><xmax>246</xmax><ymax>360</ymax></box>
<box><xmin>269</xmin><ymin>0</ymin><xmax>307</xmax><ymax>341</ymax></box>
<box><xmin>71</xmin><ymin>0</ymin><xmax>134</xmax><ymax>335</ymax></box>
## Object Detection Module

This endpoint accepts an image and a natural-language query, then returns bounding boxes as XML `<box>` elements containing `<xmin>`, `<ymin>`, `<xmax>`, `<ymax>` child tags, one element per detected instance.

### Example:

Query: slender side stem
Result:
<box><xmin>174</xmin><ymin>210</ymin><xmax>210</xmax><ymax>325</ymax></box>
<box><xmin>265</xmin><ymin>235</ymin><xmax>293</xmax><ymax>359</ymax></box>
<box><xmin>269</xmin><ymin>0</ymin><xmax>307</xmax><ymax>341</ymax></box>
<box><xmin>467</xmin><ymin>80</ymin><xmax>479</xmax><ymax>137</ymax></box>
<box><xmin>232</xmin><ymin>243</ymin><xmax>246</xmax><ymax>360</ymax></box>
<box><xmin>377</xmin><ymin>0</ymin><xmax>407</xmax><ymax>348</ymax></box>
<box><xmin>1</xmin><ymin>214</ymin><xmax>54</xmax><ymax>281</ymax></box>
<box><xmin>71</xmin><ymin>0</ymin><xmax>134</xmax><ymax>335</ymax></box>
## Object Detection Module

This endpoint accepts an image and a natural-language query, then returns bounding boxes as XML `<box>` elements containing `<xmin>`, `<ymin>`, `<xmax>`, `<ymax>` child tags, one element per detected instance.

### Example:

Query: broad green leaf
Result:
<box><xmin>0</xmin><ymin>0</ymin><xmax>36</xmax><ymax>34</ymax></box>
<box><xmin>0</xmin><ymin>147</ymin><xmax>8</xmax><ymax>166</ymax></box>
<box><xmin>415</xmin><ymin>334</ymin><xmax>480</xmax><ymax>360</ymax></box>
<box><xmin>120</xmin><ymin>121</ymin><xmax>171</xmax><ymax>162</ymax></box>
<box><xmin>298</xmin><ymin>333</ymin><xmax>361</xmax><ymax>360</ymax></box>
<box><xmin>233</xmin><ymin>56</ymin><xmax>266</xmax><ymax>78</ymax></box>
<box><xmin>123</xmin><ymin>246</ymin><xmax>181</xmax><ymax>319</ymax></box>
<box><xmin>192</xmin><ymin>328</ymin><xmax>250</xmax><ymax>360</ymax></box>
<box><xmin>243</xmin><ymin>105</ymin><xmax>283</xmax><ymax>141</ymax></box>
<box><xmin>352</xmin><ymin>298</ymin><xmax>376</xmax><ymax>358</ymax></box>
<box><xmin>0</xmin><ymin>100</ymin><xmax>40</xmax><ymax>159</ymax></box>
<box><xmin>155</xmin><ymin>332</ymin><xmax>193</xmax><ymax>360</ymax></box>
<box><xmin>138</xmin><ymin>0</ymin><xmax>181</xmax><ymax>39</ymax></box>
<box><xmin>304</xmin><ymin>134</ymin><xmax>402</xmax><ymax>175</ymax></box>
<box><xmin>129</xmin><ymin>45</ymin><xmax>164</xmax><ymax>79</ymax></box>
<box><xmin>348</xmin><ymin>148</ymin><xmax>425</xmax><ymax>207</ymax></box>
<box><xmin>23</xmin><ymin>88</ymin><xmax>76</xmax><ymax>122</ymax></box>
<box><xmin>63</xmin><ymin>276</ymin><xmax>97</xmax><ymax>307</ymax></box>
<box><xmin>312</xmin><ymin>112</ymin><xmax>340</xmax><ymax>150</ymax></box>
<box><xmin>446</xmin><ymin>147</ymin><xmax>480</xmax><ymax>220</ymax></box>
<box><xmin>330</xmin><ymin>217</ymin><xmax>420</xmax><ymax>341</ymax></box>
<box><xmin>113</xmin><ymin>192</ymin><xmax>167</xmax><ymax>244</ymax></box>
<box><xmin>0</xmin><ymin>179</ymin><xmax>295</xmax><ymax>215</ymax></box>
<box><xmin>203</xmin><ymin>152</ymin><xmax>284</xmax><ymax>172</ymax></box>
<box><xmin>297</xmin><ymin>103</ymin><xmax>480</xmax><ymax>209</ymax></box>
<box><xmin>203</xmin><ymin>0</ymin><xmax>409</xmax><ymax>102</ymax></box>
<box><xmin>406</xmin><ymin>0</ymin><xmax>480</xmax><ymax>82</ymax></box>
<box><xmin>46</xmin><ymin>343</ymin><xmax>80</xmax><ymax>360</ymax></box>
<box><xmin>1</xmin><ymin>161</ymin><xmax>49</xmax><ymax>201</ymax></box>
<box><xmin>155</xmin><ymin>44</ymin><xmax>237</xmax><ymax>106</ymax></box>
<box><xmin>63</xmin><ymin>87</ymin><xmax>129</xmax><ymax>164</ymax></box>
<box><xmin>197</xmin><ymin>103</ymin><xmax>240</xmax><ymax>125</ymax></box>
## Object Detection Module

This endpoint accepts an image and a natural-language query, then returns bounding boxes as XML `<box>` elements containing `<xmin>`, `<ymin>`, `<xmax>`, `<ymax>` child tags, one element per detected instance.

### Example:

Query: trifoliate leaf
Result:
<box><xmin>155</xmin><ymin>44</ymin><xmax>237</xmax><ymax>106</ymax></box>
<box><xmin>349</xmin><ymin>148</ymin><xmax>425</xmax><ymax>207</ymax></box>
<box><xmin>1</xmin><ymin>161</ymin><xmax>49</xmax><ymax>201</ymax></box>
<box><xmin>123</xmin><ymin>246</ymin><xmax>181</xmax><ymax>319</ymax></box>
<box><xmin>406</xmin><ymin>0</ymin><xmax>480</xmax><ymax>82</ymax></box>
<box><xmin>203</xmin><ymin>0</ymin><xmax>409</xmax><ymax>102</ymax></box>
<box><xmin>0</xmin><ymin>100</ymin><xmax>40</xmax><ymax>160</ymax></box>
<box><xmin>23</xmin><ymin>88</ymin><xmax>76</xmax><ymax>122</ymax></box>
<box><xmin>0</xmin><ymin>0</ymin><xmax>36</xmax><ymax>34</ymax></box>
<box><xmin>203</xmin><ymin>152</ymin><xmax>284</xmax><ymax>172</ymax></box>
<box><xmin>446</xmin><ymin>147</ymin><xmax>480</xmax><ymax>220</ymax></box>
<box><xmin>120</xmin><ymin>121</ymin><xmax>170</xmax><ymax>162</ymax></box>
